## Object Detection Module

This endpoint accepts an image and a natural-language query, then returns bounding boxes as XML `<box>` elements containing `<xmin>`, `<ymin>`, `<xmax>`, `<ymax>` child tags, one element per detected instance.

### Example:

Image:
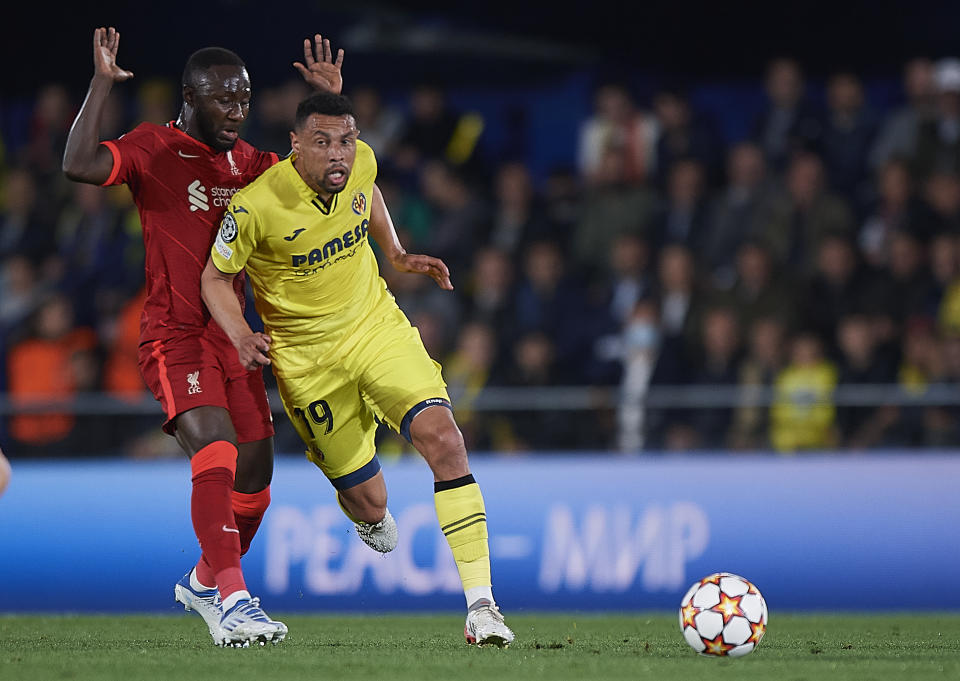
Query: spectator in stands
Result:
<box><xmin>514</xmin><ymin>240</ymin><xmax>593</xmax><ymax>380</ymax></box>
<box><xmin>7</xmin><ymin>294</ymin><xmax>98</xmax><ymax>454</ymax></box>
<box><xmin>502</xmin><ymin>332</ymin><xmax>586</xmax><ymax>450</ymax></box>
<box><xmin>463</xmin><ymin>247</ymin><xmax>517</xmax><ymax>362</ymax></box>
<box><xmin>870</xmin><ymin>58</ymin><xmax>936</xmax><ymax>170</ymax></box>
<box><xmin>395</xmin><ymin>84</ymin><xmax>483</xmax><ymax>172</ymax></box>
<box><xmin>770</xmin><ymin>332</ymin><xmax>838</xmax><ymax>452</ymax></box>
<box><xmin>618</xmin><ymin>297</ymin><xmax>661</xmax><ymax>451</ymax></box>
<box><xmin>893</xmin><ymin>320</ymin><xmax>947</xmax><ymax>446</ymax></box>
<box><xmin>0</xmin><ymin>255</ymin><xmax>42</xmax><ymax>339</ymax></box>
<box><xmin>821</xmin><ymin>71</ymin><xmax>879</xmax><ymax>202</ymax></box>
<box><xmin>920</xmin><ymin>170</ymin><xmax>960</xmax><ymax>236</ymax></box>
<box><xmin>577</xmin><ymin>83</ymin><xmax>658</xmax><ymax>186</ymax></box>
<box><xmin>929</xmin><ymin>231</ymin><xmax>960</xmax><ymax>310</ymax></box>
<box><xmin>248</xmin><ymin>79</ymin><xmax>310</xmax><ymax>153</ymax></box>
<box><xmin>443</xmin><ymin>321</ymin><xmax>505</xmax><ymax>450</ymax></box>
<box><xmin>487</xmin><ymin>161</ymin><xmax>554</xmax><ymax>255</ymax></box>
<box><xmin>651</xmin><ymin>88</ymin><xmax>722</xmax><ymax>185</ymax></box>
<box><xmin>0</xmin><ymin>168</ymin><xmax>53</xmax><ymax>262</ymax></box>
<box><xmin>705</xmin><ymin>142</ymin><xmax>771</xmax><ymax>286</ymax></box>
<box><xmin>753</xmin><ymin>58</ymin><xmax>822</xmax><ymax>170</ymax></box>
<box><xmin>758</xmin><ymin>151</ymin><xmax>854</xmax><ymax>274</ymax></box>
<box><xmin>542</xmin><ymin>166</ymin><xmax>581</xmax><ymax>238</ymax></box>
<box><xmin>572</xmin><ymin>146</ymin><xmax>657</xmax><ymax>281</ymax></box>
<box><xmin>351</xmin><ymin>86</ymin><xmax>404</xmax><ymax>158</ymax></box>
<box><xmin>419</xmin><ymin>160</ymin><xmax>489</xmax><ymax>278</ymax></box>
<box><xmin>929</xmin><ymin>333</ymin><xmax>960</xmax><ymax>446</ymax></box>
<box><xmin>688</xmin><ymin>307</ymin><xmax>743</xmax><ymax>448</ymax></box>
<box><xmin>877</xmin><ymin>230</ymin><xmax>936</xmax><ymax>324</ymax></box>
<box><xmin>104</xmin><ymin>287</ymin><xmax>147</xmax><ymax>401</ymax></box>
<box><xmin>24</xmin><ymin>83</ymin><xmax>74</xmax><ymax>179</ymax></box>
<box><xmin>651</xmin><ymin>158</ymin><xmax>711</xmax><ymax>255</ymax></box>
<box><xmin>859</xmin><ymin>159</ymin><xmax>923</xmax><ymax>267</ymax></box>
<box><xmin>604</xmin><ymin>233</ymin><xmax>653</xmax><ymax>326</ymax></box>
<box><xmin>730</xmin><ymin>316</ymin><xmax>787</xmax><ymax>450</ymax></box>
<box><xmin>54</xmin><ymin>182</ymin><xmax>129</xmax><ymax>325</ymax></box>
<box><xmin>912</xmin><ymin>58</ymin><xmax>960</xmax><ymax>180</ymax></box>
<box><xmin>834</xmin><ymin>313</ymin><xmax>898</xmax><ymax>448</ymax></box>
<box><xmin>800</xmin><ymin>233</ymin><xmax>876</xmax><ymax>344</ymax></box>
<box><xmin>721</xmin><ymin>239</ymin><xmax>796</xmax><ymax>332</ymax></box>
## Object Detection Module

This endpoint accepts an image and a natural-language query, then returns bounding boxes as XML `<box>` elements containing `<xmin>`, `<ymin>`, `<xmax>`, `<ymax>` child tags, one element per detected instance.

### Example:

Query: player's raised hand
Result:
<box><xmin>392</xmin><ymin>253</ymin><xmax>454</xmax><ymax>291</ymax></box>
<box><xmin>92</xmin><ymin>27</ymin><xmax>134</xmax><ymax>82</ymax></box>
<box><xmin>235</xmin><ymin>332</ymin><xmax>272</xmax><ymax>370</ymax></box>
<box><xmin>293</xmin><ymin>34</ymin><xmax>344</xmax><ymax>94</ymax></box>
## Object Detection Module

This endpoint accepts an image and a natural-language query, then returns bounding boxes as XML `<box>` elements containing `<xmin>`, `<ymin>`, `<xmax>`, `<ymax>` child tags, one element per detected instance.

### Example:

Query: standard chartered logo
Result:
<box><xmin>188</xmin><ymin>179</ymin><xmax>209</xmax><ymax>212</ymax></box>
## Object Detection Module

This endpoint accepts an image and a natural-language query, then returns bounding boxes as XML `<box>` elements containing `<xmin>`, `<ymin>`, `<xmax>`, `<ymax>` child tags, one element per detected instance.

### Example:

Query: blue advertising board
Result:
<box><xmin>0</xmin><ymin>454</ymin><xmax>957</xmax><ymax>612</ymax></box>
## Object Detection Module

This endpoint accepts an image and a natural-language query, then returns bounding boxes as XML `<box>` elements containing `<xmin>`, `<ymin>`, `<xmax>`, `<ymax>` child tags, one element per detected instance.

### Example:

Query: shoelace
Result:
<box><xmin>473</xmin><ymin>603</ymin><xmax>506</xmax><ymax>624</ymax></box>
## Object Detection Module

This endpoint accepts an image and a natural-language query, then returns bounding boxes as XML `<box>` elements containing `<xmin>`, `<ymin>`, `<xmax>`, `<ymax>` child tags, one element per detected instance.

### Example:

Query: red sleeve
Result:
<box><xmin>100</xmin><ymin>123</ymin><xmax>157</xmax><ymax>187</ymax></box>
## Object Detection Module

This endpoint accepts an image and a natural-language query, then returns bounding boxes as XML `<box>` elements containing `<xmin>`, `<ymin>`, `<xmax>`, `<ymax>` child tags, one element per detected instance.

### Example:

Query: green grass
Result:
<box><xmin>1</xmin><ymin>613</ymin><xmax>958</xmax><ymax>681</ymax></box>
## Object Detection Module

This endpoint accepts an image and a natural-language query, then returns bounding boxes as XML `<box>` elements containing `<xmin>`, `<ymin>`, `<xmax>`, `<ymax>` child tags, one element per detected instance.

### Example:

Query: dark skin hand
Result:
<box><xmin>63</xmin><ymin>28</ymin><xmax>345</xmax><ymax>182</ymax></box>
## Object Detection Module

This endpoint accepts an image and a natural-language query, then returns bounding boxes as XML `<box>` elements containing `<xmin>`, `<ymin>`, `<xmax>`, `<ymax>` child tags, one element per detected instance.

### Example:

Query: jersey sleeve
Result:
<box><xmin>211</xmin><ymin>197</ymin><xmax>260</xmax><ymax>274</ymax></box>
<box><xmin>99</xmin><ymin>123</ymin><xmax>155</xmax><ymax>187</ymax></box>
<box><xmin>356</xmin><ymin>140</ymin><xmax>378</xmax><ymax>186</ymax></box>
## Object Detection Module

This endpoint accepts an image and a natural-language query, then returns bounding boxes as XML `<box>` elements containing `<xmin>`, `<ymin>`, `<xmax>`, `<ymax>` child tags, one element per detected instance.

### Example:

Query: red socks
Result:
<box><xmin>194</xmin><ymin>484</ymin><xmax>272</xmax><ymax>588</ymax></box>
<box><xmin>190</xmin><ymin>441</ymin><xmax>245</xmax><ymax>599</ymax></box>
<box><xmin>232</xmin><ymin>486</ymin><xmax>271</xmax><ymax>557</ymax></box>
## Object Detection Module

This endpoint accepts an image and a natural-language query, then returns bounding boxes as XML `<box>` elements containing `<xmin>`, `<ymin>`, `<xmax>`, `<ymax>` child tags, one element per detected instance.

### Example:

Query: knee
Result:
<box><xmin>412</xmin><ymin>422</ymin><xmax>466</xmax><ymax>460</ymax></box>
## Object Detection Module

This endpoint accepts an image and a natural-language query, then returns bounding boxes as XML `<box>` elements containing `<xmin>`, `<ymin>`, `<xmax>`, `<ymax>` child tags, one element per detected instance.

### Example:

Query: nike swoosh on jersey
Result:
<box><xmin>284</xmin><ymin>228</ymin><xmax>307</xmax><ymax>241</ymax></box>
<box><xmin>178</xmin><ymin>150</ymin><xmax>201</xmax><ymax>158</ymax></box>
<box><xmin>222</xmin><ymin>525</ymin><xmax>240</xmax><ymax>534</ymax></box>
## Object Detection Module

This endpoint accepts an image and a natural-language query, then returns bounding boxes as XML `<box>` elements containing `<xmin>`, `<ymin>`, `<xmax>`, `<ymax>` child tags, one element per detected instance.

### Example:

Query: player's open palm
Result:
<box><xmin>393</xmin><ymin>253</ymin><xmax>454</xmax><ymax>291</ymax></box>
<box><xmin>294</xmin><ymin>34</ymin><xmax>345</xmax><ymax>94</ymax></box>
<box><xmin>92</xmin><ymin>27</ymin><xmax>134</xmax><ymax>82</ymax></box>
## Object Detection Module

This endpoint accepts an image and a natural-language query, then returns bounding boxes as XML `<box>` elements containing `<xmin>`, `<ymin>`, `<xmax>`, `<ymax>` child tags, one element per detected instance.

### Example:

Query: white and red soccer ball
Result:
<box><xmin>679</xmin><ymin>572</ymin><xmax>768</xmax><ymax>657</ymax></box>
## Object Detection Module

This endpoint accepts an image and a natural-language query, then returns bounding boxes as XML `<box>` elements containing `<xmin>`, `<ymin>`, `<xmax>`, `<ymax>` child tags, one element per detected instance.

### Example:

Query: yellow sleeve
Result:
<box><xmin>210</xmin><ymin>198</ymin><xmax>260</xmax><ymax>274</ymax></box>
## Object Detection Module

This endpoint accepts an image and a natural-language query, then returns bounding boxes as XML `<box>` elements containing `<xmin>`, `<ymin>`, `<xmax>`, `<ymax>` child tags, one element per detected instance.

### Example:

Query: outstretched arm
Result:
<box><xmin>293</xmin><ymin>34</ymin><xmax>345</xmax><ymax>94</ymax></box>
<box><xmin>368</xmin><ymin>184</ymin><xmax>453</xmax><ymax>290</ymax></box>
<box><xmin>63</xmin><ymin>27</ymin><xmax>134</xmax><ymax>184</ymax></box>
<box><xmin>200</xmin><ymin>260</ymin><xmax>273</xmax><ymax>370</ymax></box>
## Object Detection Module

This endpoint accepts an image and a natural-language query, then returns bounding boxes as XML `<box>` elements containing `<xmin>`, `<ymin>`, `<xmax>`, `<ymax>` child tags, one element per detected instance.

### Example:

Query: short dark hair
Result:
<box><xmin>182</xmin><ymin>47</ymin><xmax>246</xmax><ymax>88</ymax></box>
<box><xmin>295</xmin><ymin>92</ymin><xmax>355</xmax><ymax>130</ymax></box>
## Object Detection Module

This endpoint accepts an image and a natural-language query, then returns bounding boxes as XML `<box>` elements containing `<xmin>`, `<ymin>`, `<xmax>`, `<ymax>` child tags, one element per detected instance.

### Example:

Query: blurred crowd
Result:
<box><xmin>4</xmin><ymin>56</ymin><xmax>960</xmax><ymax>455</ymax></box>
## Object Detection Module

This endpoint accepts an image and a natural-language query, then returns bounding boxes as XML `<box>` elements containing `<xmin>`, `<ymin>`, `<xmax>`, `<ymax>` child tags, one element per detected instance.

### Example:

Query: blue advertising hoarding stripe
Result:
<box><xmin>0</xmin><ymin>454</ymin><xmax>957</xmax><ymax>612</ymax></box>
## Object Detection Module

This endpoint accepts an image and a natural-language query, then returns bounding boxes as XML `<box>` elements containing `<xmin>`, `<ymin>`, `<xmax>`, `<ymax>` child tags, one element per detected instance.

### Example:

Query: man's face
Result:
<box><xmin>186</xmin><ymin>65</ymin><xmax>251</xmax><ymax>151</ymax></box>
<box><xmin>291</xmin><ymin>113</ymin><xmax>358</xmax><ymax>197</ymax></box>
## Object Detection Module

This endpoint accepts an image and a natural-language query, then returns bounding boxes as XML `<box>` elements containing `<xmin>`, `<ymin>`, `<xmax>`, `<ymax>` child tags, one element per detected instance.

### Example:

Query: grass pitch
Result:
<box><xmin>1</xmin><ymin>613</ymin><xmax>958</xmax><ymax>681</ymax></box>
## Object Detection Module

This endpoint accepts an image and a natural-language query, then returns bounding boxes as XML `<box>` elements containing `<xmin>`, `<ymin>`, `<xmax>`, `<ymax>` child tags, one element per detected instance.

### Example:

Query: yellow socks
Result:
<box><xmin>434</xmin><ymin>474</ymin><xmax>492</xmax><ymax>592</ymax></box>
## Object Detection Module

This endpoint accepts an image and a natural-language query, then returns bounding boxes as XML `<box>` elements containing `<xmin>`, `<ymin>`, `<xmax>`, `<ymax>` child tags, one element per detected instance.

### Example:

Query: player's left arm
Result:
<box><xmin>369</xmin><ymin>183</ymin><xmax>453</xmax><ymax>290</ymax></box>
<box><xmin>293</xmin><ymin>34</ymin><xmax>345</xmax><ymax>94</ymax></box>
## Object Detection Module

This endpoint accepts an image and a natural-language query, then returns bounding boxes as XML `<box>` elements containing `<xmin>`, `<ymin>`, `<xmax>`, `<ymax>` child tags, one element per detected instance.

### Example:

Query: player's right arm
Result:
<box><xmin>62</xmin><ymin>27</ymin><xmax>134</xmax><ymax>184</ymax></box>
<box><xmin>202</xmin><ymin>204</ymin><xmax>271</xmax><ymax>370</ymax></box>
<box><xmin>201</xmin><ymin>261</ymin><xmax>272</xmax><ymax>370</ymax></box>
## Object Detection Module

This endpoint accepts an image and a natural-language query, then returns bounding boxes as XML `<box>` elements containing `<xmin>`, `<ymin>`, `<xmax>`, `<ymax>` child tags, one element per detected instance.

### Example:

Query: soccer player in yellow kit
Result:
<box><xmin>201</xmin><ymin>92</ymin><xmax>514</xmax><ymax>646</ymax></box>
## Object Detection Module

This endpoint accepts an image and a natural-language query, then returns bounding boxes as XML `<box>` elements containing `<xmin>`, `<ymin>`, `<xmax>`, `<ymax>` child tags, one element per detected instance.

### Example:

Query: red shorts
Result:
<box><xmin>138</xmin><ymin>331</ymin><xmax>274</xmax><ymax>443</ymax></box>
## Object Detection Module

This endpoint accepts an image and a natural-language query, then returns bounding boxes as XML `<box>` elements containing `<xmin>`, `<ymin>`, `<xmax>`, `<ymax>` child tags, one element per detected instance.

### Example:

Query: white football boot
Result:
<box><xmin>218</xmin><ymin>597</ymin><xmax>288</xmax><ymax>647</ymax></box>
<box><xmin>355</xmin><ymin>508</ymin><xmax>399</xmax><ymax>553</ymax></box>
<box><xmin>464</xmin><ymin>599</ymin><xmax>515</xmax><ymax>647</ymax></box>
<box><xmin>174</xmin><ymin>569</ymin><xmax>223</xmax><ymax>644</ymax></box>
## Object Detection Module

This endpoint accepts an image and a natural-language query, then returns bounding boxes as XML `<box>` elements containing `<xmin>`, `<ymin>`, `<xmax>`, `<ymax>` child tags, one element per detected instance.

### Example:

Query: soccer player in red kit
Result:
<box><xmin>62</xmin><ymin>27</ymin><xmax>343</xmax><ymax>647</ymax></box>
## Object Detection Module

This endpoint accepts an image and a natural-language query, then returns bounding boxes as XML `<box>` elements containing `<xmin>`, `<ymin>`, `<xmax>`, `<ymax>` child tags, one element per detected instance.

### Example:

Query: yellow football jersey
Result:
<box><xmin>210</xmin><ymin>140</ymin><xmax>388</xmax><ymax>374</ymax></box>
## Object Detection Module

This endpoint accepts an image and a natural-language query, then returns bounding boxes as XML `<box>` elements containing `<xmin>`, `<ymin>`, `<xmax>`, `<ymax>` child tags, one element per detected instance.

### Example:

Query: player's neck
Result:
<box><xmin>175</xmin><ymin>110</ymin><xmax>214</xmax><ymax>150</ymax></box>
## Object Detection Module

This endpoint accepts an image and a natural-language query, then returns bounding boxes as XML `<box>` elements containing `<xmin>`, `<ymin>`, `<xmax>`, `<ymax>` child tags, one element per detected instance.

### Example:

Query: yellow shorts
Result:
<box><xmin>274</xmin><ymin>297</ymin><xmax>448</xmax><ymax>485</ymax></box>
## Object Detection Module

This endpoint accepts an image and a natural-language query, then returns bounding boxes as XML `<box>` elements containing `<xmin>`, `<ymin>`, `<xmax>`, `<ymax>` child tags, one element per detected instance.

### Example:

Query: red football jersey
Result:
<box><xmin>101</xmin><ymin>122</ymin><xmax>279</xmax><ymax>343</ymax></box>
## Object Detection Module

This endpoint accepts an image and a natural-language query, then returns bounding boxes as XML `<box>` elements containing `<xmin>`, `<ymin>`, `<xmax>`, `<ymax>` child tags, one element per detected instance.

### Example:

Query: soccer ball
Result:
<box><xmin>679</xmin><ymin>572</ymin><xmax>767</xmax><ymax>657</ymax></box>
